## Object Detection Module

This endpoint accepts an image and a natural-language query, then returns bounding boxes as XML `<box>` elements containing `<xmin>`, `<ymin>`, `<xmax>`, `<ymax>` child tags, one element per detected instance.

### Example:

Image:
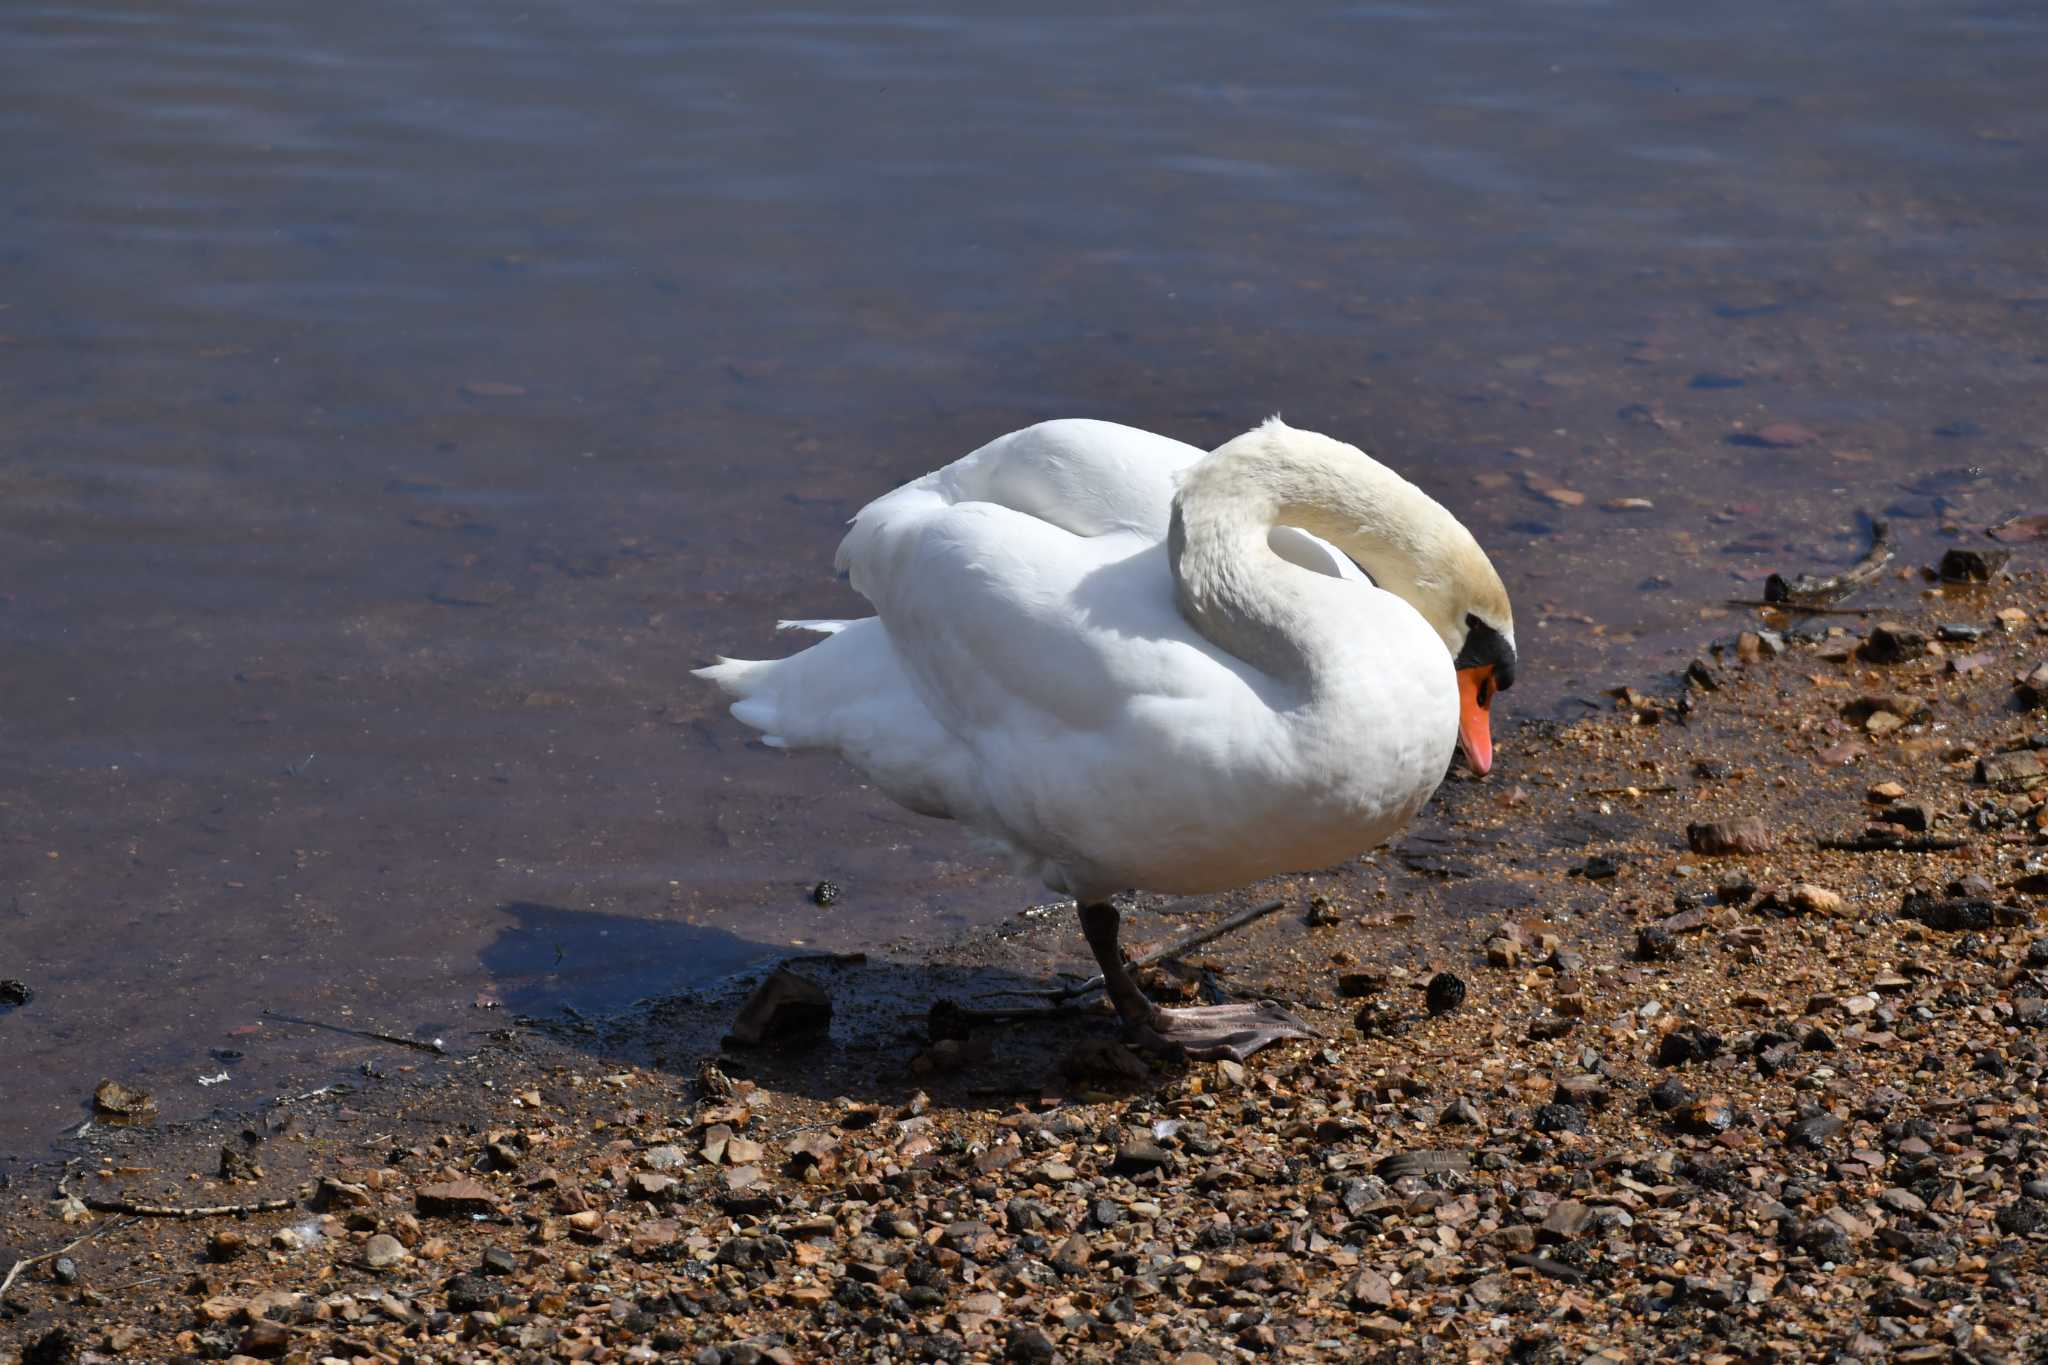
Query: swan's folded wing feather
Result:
<box><xmin>851</xmin><ymin>498</ymin><xmax>1257</xmax><ymax>746</ymax></box>
<box><xmin>836</xmin><ymin>418</ymin><xmax>1200</xmax><ymax>582</ymax></box>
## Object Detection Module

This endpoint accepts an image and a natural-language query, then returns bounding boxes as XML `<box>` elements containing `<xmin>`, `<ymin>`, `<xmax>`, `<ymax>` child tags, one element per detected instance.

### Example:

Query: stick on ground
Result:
<box><xmin>0</xmin><ymin>1216</ymin><xmax>135</xmax><ymax>1301</ymax></box>
<box><xmin>262</xmin><ymin>1008</ymin><xmax>446</xmax><ymax>1054</ymax></box>
<box><xmin>55</xmin><ymin>1167</ymin><xmax>294</xmax><ymax>1220</ymax></box>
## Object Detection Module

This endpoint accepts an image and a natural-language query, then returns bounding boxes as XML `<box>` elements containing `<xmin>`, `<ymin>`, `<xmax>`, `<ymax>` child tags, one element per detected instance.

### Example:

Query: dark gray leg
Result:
<box><xmin>1079</xmin><ymin>901</ymin><xmax>1167</xmax><ymax>1033</ymax></box>
<box><xmin>1075</xmin><ymin>899</ymin><xmax>1317</xmax><ymax>1062</ymax></box>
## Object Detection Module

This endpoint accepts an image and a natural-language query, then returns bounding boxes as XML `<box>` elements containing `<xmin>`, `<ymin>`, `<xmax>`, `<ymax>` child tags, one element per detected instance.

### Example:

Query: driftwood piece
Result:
<box><xmin>1762</xmin><ymin>519</ymin><xmax>1893</xmax><ymax>607</ymax></box>
<box><xmin>56</xmin><ymin>1167</ymin><xmax>293</xmax><ymax>1220</ymax></box>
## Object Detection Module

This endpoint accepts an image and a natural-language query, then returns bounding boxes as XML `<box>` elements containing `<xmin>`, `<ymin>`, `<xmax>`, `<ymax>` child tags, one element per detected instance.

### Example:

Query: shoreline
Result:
<box><xmin>4</xmin><ymin>563</ymin><xmax>2047</xmax><ymax>1362</ymax></box>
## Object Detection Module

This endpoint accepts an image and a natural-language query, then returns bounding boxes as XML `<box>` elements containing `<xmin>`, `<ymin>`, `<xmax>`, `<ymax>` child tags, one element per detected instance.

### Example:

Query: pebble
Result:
<box><xmin>443</xmin><ymin>1273</ymin><xmax>499</xmax><ymax>1313</ymax></box>
<box><xmin>1860</xmin><ymin>623</ymin><xmax>1928</xmax><ymax>665</ymax></box>
<box><xmin>362</xmin><ymin>1234</ymin><xmax>408</xmax><ymax>1269</ymax></box>
<box><xmin>1686</xmin><ymin>818</ymin><xmax>1773</xmax><ymax>855</ymax></box>
<box><xmin>1425</xmin><ymin>971</ymin><xmax>1466</xmax><ymax>1014</ymax></box>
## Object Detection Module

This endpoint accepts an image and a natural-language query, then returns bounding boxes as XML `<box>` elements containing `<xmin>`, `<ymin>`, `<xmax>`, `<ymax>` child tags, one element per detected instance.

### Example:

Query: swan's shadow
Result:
<box><xmin>481</xmin><ymin>900</ymin><xmax>1126</xmax><ymax>1108</ymax></box>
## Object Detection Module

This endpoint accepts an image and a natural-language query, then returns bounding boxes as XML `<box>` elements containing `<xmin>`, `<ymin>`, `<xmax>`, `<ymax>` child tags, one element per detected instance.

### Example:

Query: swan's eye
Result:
<box><xmin>1455</xmin><ymin>614</ymin><xmax>1515</xmax><ymax>691</ymax></box>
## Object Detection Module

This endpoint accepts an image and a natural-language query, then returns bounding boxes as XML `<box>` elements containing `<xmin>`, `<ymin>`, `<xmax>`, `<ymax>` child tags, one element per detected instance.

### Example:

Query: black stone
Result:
<box><xmin>443</xmin><ymin>1274</ymin><xmax>499</xmax><ymax>1313</ymax></box>
<box><xmin>1426</xmin><ymin>971</ymin><xmax>1467</xmax><ymax>1015</ymax></box>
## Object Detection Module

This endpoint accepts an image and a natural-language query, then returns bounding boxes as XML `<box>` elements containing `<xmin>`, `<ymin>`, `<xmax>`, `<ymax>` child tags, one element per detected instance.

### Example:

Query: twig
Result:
<box><xmin>1724</xmin><ymin>600</ymin><xmax>1874</xmax><ymax>617</ymax></box>
<box><xmin>1762</xmin><ymin>518</ymin><xmax>1894</xmax><ymax>608</ymax></box>
<box><xmin>1036</xmin><ymin>899</ymin><xmax>1289</xmax><ymax>1004</ymax></box>
<box><xmin>1818</xmin><ymin>834</ymin><xmax>1970</xmax><ymax>853</ymax></box>
<box><xmin>0</xmin><ymin>1216</ymin><xmax>135</xmax><ymax>1300</ymax></box>
<box><xmin>780</xmin><ymin>951</ymin><xmax>868</xmax><ymax>968</ymax></box>
<box><xmin>57</xmin><ymin>1168</ymin><xmax>292</xmax><ymax>1220</ymax></box>
<box><xmin>262</xmin><ymin>1009</ymin><xmax>445</xmax><ymax>1055</ymax></box>
<box><xmin>1585</xmin><ymin>785</ymin><xmax>1678</xmax><ymax>797</ymax></box>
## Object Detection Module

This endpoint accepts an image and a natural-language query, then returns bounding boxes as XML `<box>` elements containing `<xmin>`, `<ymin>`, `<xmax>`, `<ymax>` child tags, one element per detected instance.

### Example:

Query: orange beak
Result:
<box><xmin>1457</xmin><ymin>665</ymin><xmax>1496</xmax><ymax>775</ymax></box>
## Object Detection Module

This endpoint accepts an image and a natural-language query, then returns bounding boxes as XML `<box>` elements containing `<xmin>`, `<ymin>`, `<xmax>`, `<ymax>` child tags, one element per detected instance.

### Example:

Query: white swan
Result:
<box><xmin>697</xmin><ymin>417</ymin><xmax>1516</xmax><ymax>1059</ymax></box>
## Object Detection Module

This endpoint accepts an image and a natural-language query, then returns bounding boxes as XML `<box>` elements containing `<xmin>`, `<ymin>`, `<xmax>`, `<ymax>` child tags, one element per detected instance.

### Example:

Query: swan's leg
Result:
<box><xmin>1077</xmin><ymin>901</ymin><xmax>1316</xmax><ymax>1063</ymax></box>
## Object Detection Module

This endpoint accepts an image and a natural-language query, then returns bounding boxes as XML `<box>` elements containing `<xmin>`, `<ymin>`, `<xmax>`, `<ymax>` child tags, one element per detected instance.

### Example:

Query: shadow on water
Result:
<box><xmin>477</xmin><ymin>897</ymin><xmax>1159</xmax><ymax>1110</ymax></box>
<box><xmin>482</xmin><ymin>900</ymin><xmax>787</xmax><ymax>1019</ymax></box>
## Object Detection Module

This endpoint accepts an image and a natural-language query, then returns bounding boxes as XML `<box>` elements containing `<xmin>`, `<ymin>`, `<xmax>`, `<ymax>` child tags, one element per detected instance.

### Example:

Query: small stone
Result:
<box><xmin>1742</xmin><ymin>421</ymin><xmax>1821</xmax><ymax>449</ymax></box>
<box><xmin>443</xmin><ymin>1273</ymin><xmax>499</xmax><ymax>1313</ymax></box>
<box><xmin>1531</xmin><ymin>1102</ymin><xmax>1587</xmax><ymax>1135</ymax></box>
<box><xmin>237</xmin><ymin>1321</ymin><xmax>291</xmax><ymax>1358</ymax></box>
<box><xmin>1650</xmin><ymin>1076</ymin><xmax>1692</xmax><ymax>1112</ymax></box>
<box><xmin>726</xmin><ymin>968</ymin><xmax>832</xmax><ymax>1046</ymax></box>
<box><xmin>1786</xmin><ymin>1113</ymin><xmax>1844</xmax><ymax>1149</ymax></box>
<box><xmin>362</xmin><ymin>1235</ymin><xmax>408</xmax><ymax>1269</ymax></box>
<box><xmin>90</xmin><ymin>1079</ymin><xmax>155</xmax><ymax>1117</ymax></box>
<box><xmin>1977</xmin><ymin>750</ymin><xmax>2046</xmax><ymax>785</ymax></box>
<box><xmin>1860</xmin><ymin>623</ymin><xmax>1927</xmax><ymax>665</ymax></box>
<box><xmin>1878</xmin><ymin>1187</ymin><xmax>1927</xmax><ymax>1214</ymax></box>
<box><xmin>2019</xmin><ymin>663</ymin><xmax>2048</xmax><ymax>710</ymax></box>
<box><xmin>1875</xmin><ymin>801</ymin><xmax>1933</xmax><ymax>832</ymax></box>
<box><xmin>639</xmin><ymin>1145</ymin><xmax>688</xmax><ymax>1171</ymax></box>
<box><xmin>1347</xmin><ymin>1268</ymin><xmax>1394</xmax><ymax>1310</ymax></box>
<box><xmin>1541</xmin><ymin>1200</ymin><xmax>1593</xmax><ymax>1241</ymax></box>
<box><xmin>1936</xmin><ymin>547</ymin><xmax>2010</xmax><ymax>584</ymax></box>
<box><xmin>810</xmin><ymin>880</ymin><xmax>840</xmax><ymax>906</ymax></box>
<box><xmin>1005</xmin><ymin>1325</ymin><xmax>1057</xmax><ymax>1364</ymax></box>
<box><xmin>1787</xmin><ymin>883</ymin><xmax>1844</xmax><ymax>915</ymax></box>
<box><xmin>1335</xmin><ymin>972</ymin><xmax>1385</xmax><ymax>998</ymax></box>
<box><xmin>1680</xmin><ymin>1095</ymin><xmax>1735</xmax><ymax>1135</ymax></box>
<box><xmin>1686</xmin><ymin>819</ymin><xmax>1773</xmax><ymax>856</ymax></box>
<box><xmin>416</xmin><ymin>1180</ymin><xmax>497</xmax><ymax>1217</ymax></box>
<box><xmin>1994</xmin><ymin>1201</ymin><xmax>2044</xmax><ymax>1236</ymax></box>
<box><xmin>1657</xmin><ymin>1025</ymin><xmax>1723</xmax><ymax>1067</ymax></box>
<box><xmin>0</xmin><ymin>979</ymin><xmax>31</xmax><ymax>1007</ymax></box>
<box><xmin>628</xmin><ymin>1171</ymin><xmax>679</xmax><ymax>1201</ymax></box>
<box><xmin>480</xmin><ymin>1246</ymin><xmax>518</xmax><ymax>1276</ymax></box>
<box><xmin>1867</xmin><ymin>781</ymin><xmax>1906</xmax><ymax>803</ymax></box>
<box><xmin>1110</xmin><ymin>1140</ymin><xmax>1170</xmax><ymax>1176</ymax></box>
<box><xmin>1425</xmin><ymin>971</ymin><xmax>1466</xmax><ymax>1015</ymax></box>
<box><xmin>1636</xmin><ymin>924</ymin><xmax>1678</xmax><ymax>962</ymax></box>
<box><xmin>1554</xmin><ymin>1075</ymin><xmax>1609</xmax><ymax>1109</ymax></box>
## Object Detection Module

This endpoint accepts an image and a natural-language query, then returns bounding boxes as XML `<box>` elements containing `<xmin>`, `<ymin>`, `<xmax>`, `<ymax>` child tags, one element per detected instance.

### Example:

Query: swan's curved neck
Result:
<box><xmin>1167</xmin><ymin>430</ymin><xmax>1451</xmax><ymax>686</ymax></box>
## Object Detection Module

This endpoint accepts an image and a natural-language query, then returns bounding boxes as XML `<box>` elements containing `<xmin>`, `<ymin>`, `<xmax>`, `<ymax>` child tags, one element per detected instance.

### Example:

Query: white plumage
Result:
<box><xmin>698</xmin><ymin>416</ymin><xmax>1514</xmax><ymax>1058</ymax></box>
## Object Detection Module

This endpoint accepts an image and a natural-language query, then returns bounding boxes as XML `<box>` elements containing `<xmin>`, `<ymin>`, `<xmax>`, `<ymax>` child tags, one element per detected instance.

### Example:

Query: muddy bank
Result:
<box><xmin>4</xmin><ymin>556</ymin><xmax>2048</xmax><ymax>1361</ymax></box>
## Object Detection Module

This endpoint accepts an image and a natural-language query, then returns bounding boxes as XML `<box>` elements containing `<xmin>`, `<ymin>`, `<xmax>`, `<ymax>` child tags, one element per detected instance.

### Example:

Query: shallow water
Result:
<box><xmin>3</xmin><ymin>0</ymin><xmax>2045</xmax><ymax>1159</ymax></box>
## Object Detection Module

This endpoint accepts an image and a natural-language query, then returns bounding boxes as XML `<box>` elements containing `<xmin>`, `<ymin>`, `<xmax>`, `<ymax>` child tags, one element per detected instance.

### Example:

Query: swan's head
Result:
<box><xmin>1438</xmin><ymin>546</ymin><xmax>1517</xmax><ymax>777</ymax></box>
<box><xmin>1234</xmin><ymin>418</ymin><xmax>1519</xmax><ymax>773</ymax></box>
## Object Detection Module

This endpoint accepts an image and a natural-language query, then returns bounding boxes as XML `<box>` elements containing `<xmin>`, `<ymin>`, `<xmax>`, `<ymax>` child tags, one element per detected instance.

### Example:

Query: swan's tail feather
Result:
<box><xmin>692</xmin><ymin>656</ymin><xmax>791</xmax><ymax>745</ymax></box>
<box><xmin>692</xmin><ymin>619</ymin><xmax>964</xmax><ymax>819</ymax></box>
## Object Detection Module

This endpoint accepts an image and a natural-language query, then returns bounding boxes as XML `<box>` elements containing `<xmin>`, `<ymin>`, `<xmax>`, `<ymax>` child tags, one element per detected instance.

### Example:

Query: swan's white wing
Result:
<box><xmin>837</xmin><ymin>418</ymin><xmax>1201</xmax><ymax>578</ymax></box>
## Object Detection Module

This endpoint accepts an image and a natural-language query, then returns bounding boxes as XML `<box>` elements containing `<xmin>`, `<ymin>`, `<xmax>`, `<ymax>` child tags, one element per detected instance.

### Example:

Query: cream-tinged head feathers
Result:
<box><xmin>1177</xmin><ymin>417</ymin><xmax>1516</xmax><ymax>681</ymax></box>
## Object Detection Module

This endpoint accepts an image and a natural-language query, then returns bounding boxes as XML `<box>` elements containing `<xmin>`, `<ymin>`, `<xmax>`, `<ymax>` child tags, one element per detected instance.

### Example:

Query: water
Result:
<box><xmin>3</xmin><ymin>0</ymin><xmax>2044</xmax><ymax>1159</ymax></box>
